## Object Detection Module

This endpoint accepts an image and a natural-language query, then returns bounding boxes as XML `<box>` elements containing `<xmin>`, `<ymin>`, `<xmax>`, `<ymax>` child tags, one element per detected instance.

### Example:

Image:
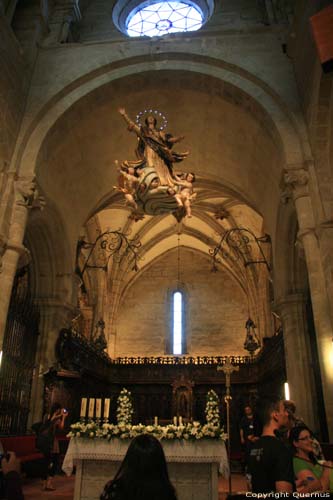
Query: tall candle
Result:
<box><xmin>173</xmin><ymin>416</ymin><xmax>177</xmax><ymax>426</ymax></box>
<box><xmin>154</xmin><ymin>416</ymin><xmax>158</xmax><ymax>426</ymax></box>
<box><xmin>88</xmin><ymin>398</ymin><xmax>95</xmax><ymax>418</ymax></box>
<box><xmin>104</xmin><ymin>398</ymin><xmax>110</xmax><ymax>419</ymax></box>
<box><xmin>179</xmin><ymin>416</ymin><xmax>183</xmax><ymax>425</ymax></box>
<box><xmin>80</xmin><ymin>398</ymin><xmax>87</xmax><ymax>418</ymax></box>
<box><xmin>96</xmin><ymin>398</ymin><xmax>102</xmax><ymax>418</ymax></box>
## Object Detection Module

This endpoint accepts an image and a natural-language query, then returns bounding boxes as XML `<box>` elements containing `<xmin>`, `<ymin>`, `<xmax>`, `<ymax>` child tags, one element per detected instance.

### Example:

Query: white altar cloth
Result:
<box><xmin>63</xmin><ymin>437</ymin><xmax>229</xmax><ymax>500</ymax></box>
<box><xmin>63</xmin><ymin>437</ymin><xmax>229</xmax><ymax>477</ymax></box>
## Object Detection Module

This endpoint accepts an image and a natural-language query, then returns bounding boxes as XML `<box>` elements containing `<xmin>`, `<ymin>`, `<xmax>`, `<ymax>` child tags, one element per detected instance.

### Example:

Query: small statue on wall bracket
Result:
<box><xmin>92</xmin><ymin>319</ymin><xmax>107</xmax><ymax>352</ymax></box>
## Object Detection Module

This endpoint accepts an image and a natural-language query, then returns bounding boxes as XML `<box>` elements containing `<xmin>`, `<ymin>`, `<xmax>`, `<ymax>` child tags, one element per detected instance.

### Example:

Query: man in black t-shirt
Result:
<box><xmin>240</xmin><ymin>405</ymin><xmax>261</xmax><ymax>469</ymax></box>
<box><xmin>248</xmin><ymin>397</ymin><xmax>294</xmax><ymax>493</ymax></box>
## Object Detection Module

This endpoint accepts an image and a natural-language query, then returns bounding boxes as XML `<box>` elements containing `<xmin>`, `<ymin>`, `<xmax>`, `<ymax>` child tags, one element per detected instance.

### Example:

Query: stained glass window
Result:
<box><xmin>173</xmin><ymin>291</ymin><xmax>183</xmax><ymax>355</ymax></box>
<box><xmin>127</xmin><ymin>1</ymin><xmax>203</xmax><ymax>37</ymax></box>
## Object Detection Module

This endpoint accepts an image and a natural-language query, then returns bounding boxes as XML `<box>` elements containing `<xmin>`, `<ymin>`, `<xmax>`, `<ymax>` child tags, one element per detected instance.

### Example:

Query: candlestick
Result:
<box><xmin>95</xmin><ymin>398</ymin><xmax>102</xmax><ymax>419</ymax></box>
<box><xmin>88</xmin><ymin>398</ymin><xmax>95</xmax><ymax>419</ymax></box>
<box><xmin>104</xmin><ymin>398</ymin><xmax>110</xmax><ymax>420</ymax></box>
<box><xmin>80</xmin><ymin>398</ymin><xmax>87</xmax><ymax>419</ymax></box>
<box><xmin>154</xmin><ymin>416</ymin><xmax>158</xmax><ymax>426</ymax></box>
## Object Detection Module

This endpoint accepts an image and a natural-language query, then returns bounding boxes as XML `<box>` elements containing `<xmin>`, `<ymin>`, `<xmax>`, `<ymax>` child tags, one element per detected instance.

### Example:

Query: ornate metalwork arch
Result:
<box><xmin>209</xmin><ymin>227</ymin><xmax>271</xmax><ymax>273</ymax></box>
<box><xmin>76</xmin><ymin>229</ymin><xmax>142</xmax><ymax>280</ymax></box>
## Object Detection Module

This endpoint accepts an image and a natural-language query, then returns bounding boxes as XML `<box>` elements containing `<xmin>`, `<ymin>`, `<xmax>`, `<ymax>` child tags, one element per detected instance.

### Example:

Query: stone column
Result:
<box><xmin>0</xmin><ymin>177</ymin><xmax>44</xmax><ymax>351</ymax></box>
<box><xmin>28</xmin><ymin>299</ymin><xmax>76</xmax><ymax>426</ymax></box>
<box><xmin>275</xmin><ymin>293</ymin><xmax>317</xmax><ymax>431</ymax></box>
<box><xmin>105</xmin><ymin>275</ymin><xmax>123</xmax><ymax>359</ymax></box>
<box><xmin>284</xmin><ymin>168</ymin><xmax>333</xmax><ymax>438</ymax></box>
<box><xmin>316</xmin><ymin>221</ymin><xmax>333</xmax><ymax>328</ymax></box>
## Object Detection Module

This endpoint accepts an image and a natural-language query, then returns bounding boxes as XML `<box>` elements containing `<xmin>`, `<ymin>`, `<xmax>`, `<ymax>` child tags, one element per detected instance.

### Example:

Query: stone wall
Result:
<box><xmin>0</xmin><ymin>15</ymin><xmax>27</xmax><ymax>170</ymax></box>
<box><xmin>115</xmin><ymin>247</ymin><xmax>249</xmax><ymax>357</ymax></box>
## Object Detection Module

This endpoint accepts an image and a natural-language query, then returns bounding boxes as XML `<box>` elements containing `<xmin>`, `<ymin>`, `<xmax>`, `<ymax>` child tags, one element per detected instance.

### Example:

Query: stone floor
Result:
<box><xmin>22</xmin><ymin>473</ymin><xmax>248</xmax><ymax>499</ymax></box>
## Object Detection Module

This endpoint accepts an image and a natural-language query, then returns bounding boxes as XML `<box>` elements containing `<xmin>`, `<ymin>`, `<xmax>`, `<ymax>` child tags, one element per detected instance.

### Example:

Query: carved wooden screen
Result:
<box><xmin>0</xmin><ymin>268</ymin><xmax>39</xmax><ymax>435</ymax></box>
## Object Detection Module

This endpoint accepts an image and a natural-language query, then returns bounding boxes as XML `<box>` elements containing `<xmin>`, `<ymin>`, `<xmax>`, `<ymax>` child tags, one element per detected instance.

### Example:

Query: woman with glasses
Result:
<box><xmin>289</xmin><ymin>425</ymin><xmax>333</xmax><ymax>493</ymax></box>
<box><xmin>283</xmin><ymin>400</ymin><xmax>324</xmax><ymax>459</ymax></box>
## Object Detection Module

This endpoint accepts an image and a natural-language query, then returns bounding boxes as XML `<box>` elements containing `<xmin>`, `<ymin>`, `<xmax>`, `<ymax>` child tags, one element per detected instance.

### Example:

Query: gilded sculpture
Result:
<box><xmin>116</xmin><ymin>108</ymin><xmax>196</xmax><ymax>218</ymax></box>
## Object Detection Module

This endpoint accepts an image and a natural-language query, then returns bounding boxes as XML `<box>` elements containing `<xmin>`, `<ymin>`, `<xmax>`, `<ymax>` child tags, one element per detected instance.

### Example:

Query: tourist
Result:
<box><xmin>289</xmin><ymin>425</ymin><xmax>333</xmax><ymax>493</ymax></box>
<box><xmin>36</xmin><ymin>403</ymin><xmax>68</xmax><ymax>491</ymax></box>
<box><xmin>100</xmin><ymin>434</ymin><xmax>177</xmax><ymax>500</ymax></box>
<box><xmin>239</xmin><ymin>404</ymin><xmax>260</xmax><ymax>470</ymax></box>
<box><xmin>247</xmin><ymin>397</ymin><xmax>294</xmax><ymax>493</ymax></box>
<box><xmin>283</xmin><ymin>399</ymin><xmax>324</xmax><ymax>460</ymax></box>
<box><xmin>1</xmin><ymin>451</ymin><xmax>24</xmax><ymax>500</ymax></box>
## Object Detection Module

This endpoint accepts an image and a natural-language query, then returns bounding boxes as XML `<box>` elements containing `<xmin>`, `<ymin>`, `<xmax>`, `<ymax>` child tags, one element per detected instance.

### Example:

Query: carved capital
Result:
<box><xmin>284</xmin><ymin>168</ymin><xmax>309</xmax><ymax>188</ymax></box>
<box><xmin>281</xmin><ymin>168</ymin><xmax>309</xmax><ymax>203</ymax></box>
<box><xmin>15</xmin><ymin>177</ymin><xmax>46</xmax><ymax>210</ymax></box>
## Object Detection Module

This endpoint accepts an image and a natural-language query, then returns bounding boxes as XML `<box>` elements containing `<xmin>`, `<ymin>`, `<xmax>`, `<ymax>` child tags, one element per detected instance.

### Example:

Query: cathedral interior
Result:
<box><xmin>0</xmin><ymin>0</ymin><xmax>333</xmax><ymax>450</ymax></box>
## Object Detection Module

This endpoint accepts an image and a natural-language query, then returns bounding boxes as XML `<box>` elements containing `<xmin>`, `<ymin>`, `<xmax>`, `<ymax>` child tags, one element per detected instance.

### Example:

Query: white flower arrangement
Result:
<box><xmin>205</xmin><ymin>389</ymin><xmax>220</xmax><ymax>427</ymax></box>
<box><xmin>117</xmin><ymin>388</ymin><xmax>134</xmax><ymax>425</ymax></box>
<box><xmin>68</xmin><ymin>387</ymin><xmax>226</xmax><ymax>442</ymax></box>
<box><xmin>68</xmin><ymin>421</ymin><xmax>227</xmax><ymax>441</ymax></box>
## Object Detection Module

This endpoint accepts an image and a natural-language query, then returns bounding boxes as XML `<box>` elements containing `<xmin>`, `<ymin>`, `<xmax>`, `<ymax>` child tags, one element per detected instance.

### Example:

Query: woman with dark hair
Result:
<box><xmin>283</xmin><ymin>400</ymin><xmax>323</xmax><ymax>459</ymax></box>
<box><xmin>100</xmin><ymin>434</ymin><xmax>177</xmax><ymax>500</ymax></box>
<box><xmin>37</xmin><ymin>402</ymin><xmax>68</xmax><ymax>491</ymax></box>
<box><xmin>289</xmin><ymin>425</ymin><xmax>333</xmax><ymax>493</ymax></box>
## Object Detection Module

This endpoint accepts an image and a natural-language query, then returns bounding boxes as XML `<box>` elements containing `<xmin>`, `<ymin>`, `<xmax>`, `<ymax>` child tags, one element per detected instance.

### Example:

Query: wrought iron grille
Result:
<box><xmin>0</xmin><ymin>268</ymin><xmax>39</xmax><ymax>435</ymax></box>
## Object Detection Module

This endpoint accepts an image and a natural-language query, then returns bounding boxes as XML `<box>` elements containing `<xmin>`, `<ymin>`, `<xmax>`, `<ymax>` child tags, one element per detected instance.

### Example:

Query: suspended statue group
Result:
<box><xmin>114</xmin><ymin>108</ymin><xmax>197</xmax><ymax>218</ymax></box>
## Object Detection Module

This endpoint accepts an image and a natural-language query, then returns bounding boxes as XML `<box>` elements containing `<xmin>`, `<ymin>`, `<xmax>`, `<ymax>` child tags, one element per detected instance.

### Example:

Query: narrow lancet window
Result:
<box><xmin>173</xmin><ymin>291</ymin><xmax>183</xmax><ymax>355</ymax></box>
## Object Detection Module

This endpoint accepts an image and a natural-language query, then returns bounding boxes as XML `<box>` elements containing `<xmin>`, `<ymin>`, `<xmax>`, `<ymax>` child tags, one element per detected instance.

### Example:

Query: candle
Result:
<box><xmin>104</xmin><ymin>398</ymin><xmax>110</xmax><ymax>419</ymax></box>
<box><xmin>88</xmin><ymin>398</ymin><xmax>95</xmax><ymax>418</ymax></box>
<box><xmin>80</xmin><ymin>398</ymin><xmax>87</xmax><ymax>418</ymax></box>
<box><xmin>179</xmin><ymin>416</ymin><xmax>183</xmax><ymax>425</ymax></box>
<box><xmin>154</xmin><ymin>416</ymin><xmax>158</xmax><ymax>426</ymax></box>
<box><xmin>96</xmin><ymin>398</ymin><xmax>102</xmax><ymax>418</ymax></box>
<box><xmin>173</xmin><ymin>416</ymin><xmax>177</xmax><ymax>426</ymax></box>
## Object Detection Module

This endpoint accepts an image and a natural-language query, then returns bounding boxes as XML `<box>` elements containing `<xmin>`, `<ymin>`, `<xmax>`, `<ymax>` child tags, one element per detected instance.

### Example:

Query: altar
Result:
<box><xmin>63</xmin><ymin>437</ymin><xmax>229</xmax><ymax>500</ymax></box>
